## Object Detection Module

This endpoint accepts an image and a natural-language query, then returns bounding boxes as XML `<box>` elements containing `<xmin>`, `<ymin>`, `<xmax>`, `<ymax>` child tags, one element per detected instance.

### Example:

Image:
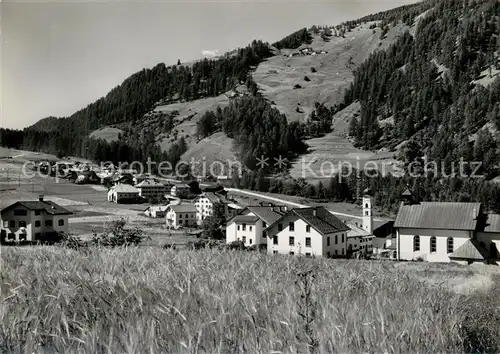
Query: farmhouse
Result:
<box><xmin>165</xmin><ymin>204</ymin><xmax>198</xmax><ymax>229</ymax></box>
<box><xmin>226</xmin><ymin>205</ymin><xmax>287</xmax><ymax>247</ymax></box>
<box><xmin>107</xmin><ymin>184</ymin><xmax>140</xmax><ymax>203</ymax></box>
<box><xmin>135</xmin><ymin>179</ymin><xmax>168</xmax><ymax>201</ymax></box>
<box><xmin>0</xmin><ymin>195</ymin><xmax>72</xmax><ymax>243</ymax></box>
<box><xmin>194</xmin><ymin>192</ymin><xmax>241</xmax><ymax>223</ymax></box>
<box><xmin>144</xmin><ymin>205</ymin><xmax>169</xmax><ymax>218</ymax></box>
<box><xmin>264</xmin><ymin>206</ymin><xmax>351</xmax><ymax>257</ymax></box>
<box><xmin>395</xmin><ymin>194</ymin><xmax>500</xmax><ymax>264</ymax></box>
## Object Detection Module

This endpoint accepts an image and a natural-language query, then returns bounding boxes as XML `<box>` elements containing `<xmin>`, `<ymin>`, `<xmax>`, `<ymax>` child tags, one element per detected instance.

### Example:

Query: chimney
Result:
<box><xmin>38</xmin><ymin>195</ymin><xmax>44</xmax><ymax>202</ymax></box>
<box><xmin>280</xmin><ymin>206</ymin><xmax>288</xmax><ymax>213</ymax></box>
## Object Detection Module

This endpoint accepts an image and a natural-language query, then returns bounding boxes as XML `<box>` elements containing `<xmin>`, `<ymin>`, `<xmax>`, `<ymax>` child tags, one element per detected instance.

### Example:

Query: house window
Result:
<box><xmin>306</xmin><ymin>225</ymin><xmax>310</xmax><ymax>233</ymax></box>
<box><xmin>305</xmin><ymin>237</ymin><xmax>311</xmax><ymax>247</ymax></box>
<box><xmin>7</xmin><ymin>233</ymin><xmax>15</xmax><ymax>240</ymax></box>
<box><xmin>341</xmin><ymin>248</ymin><xmax>344</xmax><ymax>255</ymax></box>
<box><xmin>289</xmin><ymin>236</ymin><xmax>295</xmax><ymax>246</ymax></box>
<box><xmin>365</xmin><ymin>211</ymin><xmax>369</xmax><ymax>216</ymax></box>
<box><xmin>273</xmin><ymin>250</ymin><xmax>278</xmax><ymax>254</ymax></box>
<box><xmin>305</xmin><ymin>252</ymin><xmax>311</xmax><ymax>257</ymax></box>
<box><xmin>327</xmin><ymin>252</ymin><xmax>331</xmax><ymax>257</ymax></box>
<box><xmin>278</xmin><ymin>224</ymin><xmax>283</xmax><ymax>231</ymax></box>
<box><xmin>327</xmin><ymin>236</ymin><xmax>330</xmax><ymax>246</ymax></box>
<box><xmin>242</xmin><ymin>224</ymin><xmax>246</xmax><ymax>231</ymax></box>
<box><xmin>335</xmin><ymin>249</ymin><xmax>338</xmax><ymax>255</ymax></box>
<box><xmin>335</xmin><ymin>235</ymin><xmax>338</xmax><ymax>244</ymax></box>
<box><xmin>14</xmin><ymin>210</ymin><xmax>27</xmax><ymax>216</ymax></box>
<box><xmin>289</xmin><ymin>222</ymin><xmax>294</xmax><ymax>231</ymax></box>
<box><xmin>413</xmin><ymin>235</ymin><xmax>420</xmax><ymax>252</ymax></box>
<box><xmin>262</xmin><ymin>222</ymin><xmax>267</xmax><ymax>228</ymax></box>
<box><xmin>19</xmin><ymin>221</ymin><xmax>27</xmax><ymax>228</ymax></box>
<box><xmin>249</xmin><ymin>226</ymin><xmax>252</xmax><ymax>231</ymax></box>
<box><xmin>9</xmin><ymin>220</ymin><xmax>15</xmax><ymax>228</ymax></box>
<box><xmin>242</xmin><ymin>236</ymin><xmax>246</xmax><ymax>243</ymax></box>
<box><xmin>19</xmin><ymin>233</ymin><xmax>26</xmax><ymax>241</ymax></box>
<box><xmin>45</xmin><ymin>220</ymin><xmax>53</xmax><ymax>227</ymax></box>
<box><xmin>179</xmin><ymin>220</ymin><xmax>183</xmax><ymax>224</ymax></box>
<box><xmin>237</xmin><ymin>225</ymin><xmax>240</xmax><ymax>231</ymax></box>
<box><xmin>35</xmin><ymin>232</ymin><xmax>41</xmax><ymax>239</ymax></box>
<box><xmin>249</xmin><ymin>238</ymin><xmax>252</xmax><ymax>245</ymax></box>
<box><xmin>447</xmin><ymin>237</ymin><xmax>454</xmax><ymax>254</ymax></box>
<box><xmin>35</xmin><ymin>210</ymin><xmax>41</xmax><ymax>216</ymax></box>
<box><xmin>430</xmin><ymin>236</ymin><xmax>437</xmax><ymax>253</ymax></box>
<box><xmin>341</xmin><ymin>234</ymin><xmax>344</xmax><ymax>243</ymax></box>
<box><xmin>365</xmin><ymin>203</ymin><xmax>368</xmax><ymax>208</ymax></box>
<box><xmin>2</xmin><ymin>221</ymin><xmax>8</xmax><ymax>228</ymax></box>
<box><xmin>289</xmin><ymin>252</ymin><xmax>295</xmax><ymax>255</ymax></box>
<box><xmin>273</xmin><ymin>236</ymin><xmax>278</xmax><ymax>245</ymax></box>
<box><xmin>59</xmin><ymin>219</ymin><xmax>65</xmax><ymax>226</ymax></box>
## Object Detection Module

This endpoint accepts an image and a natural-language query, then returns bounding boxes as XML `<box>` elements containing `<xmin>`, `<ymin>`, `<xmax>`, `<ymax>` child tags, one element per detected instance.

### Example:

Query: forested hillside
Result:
<box><xmin>343</xmin><ymin>0</ymin><xmax>500</xmax><ymax>177</ymax></box>
<box><xmin>0</xmin><ymin>40</ymin><xmax>272</xmax><ymax>159</ymax></box>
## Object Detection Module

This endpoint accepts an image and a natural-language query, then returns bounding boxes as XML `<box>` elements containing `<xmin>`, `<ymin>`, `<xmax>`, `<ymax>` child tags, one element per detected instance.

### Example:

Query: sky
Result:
<box><xmin>1</xmin><ymin>0</ymin><xmax>420</xmax><ymax>130</ymax></box>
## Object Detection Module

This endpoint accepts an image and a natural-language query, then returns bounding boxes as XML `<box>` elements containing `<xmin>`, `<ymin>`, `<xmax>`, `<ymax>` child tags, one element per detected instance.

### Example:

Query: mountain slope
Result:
<box><xmin>341</xmin><ymin>0</ymin><xmax>500</xmax><ymax>177</ymax></box>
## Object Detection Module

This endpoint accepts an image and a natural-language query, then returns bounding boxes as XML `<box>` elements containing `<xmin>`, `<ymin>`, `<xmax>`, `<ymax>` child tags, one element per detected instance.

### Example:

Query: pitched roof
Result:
<box><xmin>232</xmin><ymin>215</ymin><xmax>260</xmax><ymax>224</ymax></box>
<box><xmin>449</xmin><ymin>239</ymin><xmax>489</xmax><ymax>260</ymax></box>
<box><xmin>1</xmin><ymin>201</ymin><xmax>73</xmax><ymax>215</ymax></box>
<box><xmin>394</xmin><ymin>202</ymin><xmax>481</xmax><ymax>231</ymax></box>
<box><xmin>401</xmin><ymin>188</ymin><xmax>413</xmax><ymax>196</ymax></box>
<box><xmin>167</xmin><ymin>204</ymin><xmax>198</xmax><ymax>213</ymax></box>
<box><xmin>111</xmin><ymin>184</ymin><xmax>140</xmax><ymax>193</ymax></box>
<box><xmin>135</xmin><ymin>179</ymin><xmax>165</xmax><ymax>188</ymax></box>
<box><xmin>246</xmin><ymin>206</ymin><xmax>286</xmax><ymax>224</ymax></box>
<box><xmin>482</xmin><ymin>214</ymin><xmax>500</xmax><ymax>233</ymax></box>
<box><xmin>292</xmin><ymin>207</ymin><xmax>351</xmax><ymax>234</ymax></box>
<box><xmin>265</xmin><ymin>207</ymin><xmax>351</xmax><ymax>235</ymax></box>
<box><xmin>198</xmin><ymin>192</ymin><xmax>231</xmax><ymax>204</ymax></box>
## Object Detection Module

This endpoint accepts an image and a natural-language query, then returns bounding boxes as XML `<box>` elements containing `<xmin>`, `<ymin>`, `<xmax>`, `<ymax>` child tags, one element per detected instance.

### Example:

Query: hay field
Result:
<box><xmin>2</xmin><ymin>247</ymin><xmax>499</xmax><ymax>353</ymax></box>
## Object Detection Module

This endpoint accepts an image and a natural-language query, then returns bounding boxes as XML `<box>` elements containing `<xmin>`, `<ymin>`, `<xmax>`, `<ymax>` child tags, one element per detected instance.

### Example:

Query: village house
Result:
<box><xmin>226</xmin><ymin>205</ymin><xmax>287</xmax><ymax>247</ymax></box>
<box><xmin>264</xmin><ymin>206</ymin><xmax>351</xmax><ymax>257</ymax></box>
<box><xmin>0</xmin><ymin>195</ymin><xmax>73</xmax><ymax>243</ymax></box>
<box><xmin>194</xmin><ymin>192</ymin><xmax>241</xmax><ymax>223</ymax></box>
<box><xmin>395</xmin><ymin>191</ymin><xmax>500</xmax><ymax>264</ymax></box>
<box><xmin>170</xmin><ymin>184</ymin><xmax>191</xmax><ymax>198</ymax></box>
<box><xmin>144</xmin><ymin>205</ymin><xmax>169</xmax><ymax>218</ymax></box>
<box><xmin>107</xmin><ymin>184</ymin><xmax>140</xmax><ymax>203</ymax></box>
<box><xmin>165</xmin><ymin>204</ymin><xmax>198</xmax><ymax>229</ymax></box>
<box><xmin>135</xmin><ymin>179</ymin><xmax>168</xmax><ymax>201</ymax></box>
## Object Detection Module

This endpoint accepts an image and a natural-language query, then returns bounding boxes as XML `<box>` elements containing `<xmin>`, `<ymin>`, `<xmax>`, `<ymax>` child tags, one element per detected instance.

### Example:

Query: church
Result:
<box><xmin>394</xmin><ymin>190</ymin><xmax>500</xmax><ymax>265</ymax></box>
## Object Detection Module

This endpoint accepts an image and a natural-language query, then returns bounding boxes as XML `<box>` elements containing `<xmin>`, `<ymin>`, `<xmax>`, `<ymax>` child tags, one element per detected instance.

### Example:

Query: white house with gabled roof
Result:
<box><xmin>107</xmin><ymin>184</ymin><xmax>140</xmax><ymax>203</ymax></box>
<box><xmin>165</xmin><ymin>204</ymin><xmax>198</xmax><ymax>229</ymax></box>
<box><xmin>264</xmin><ymin>206</ymin><xmax>351</xmax><ymax>257</ymax></box>
<box><xmin>225</xmin><ymin>205</ymin><xmax>287</xmax><ymax>247</ymax></box>
<box><xmin>194</xmin><ymin>192</ymin><xmax>242</xmax><ymax>223</ymax></box>
<box><xmin>1</xmin><ymin>195</ymin><xmax>73</xmax><ymax>242</ymax></box>
<box><xmin>135</xmin><ymin>179</ymin><xmax>168</xmax><ymax>200</ymax></box>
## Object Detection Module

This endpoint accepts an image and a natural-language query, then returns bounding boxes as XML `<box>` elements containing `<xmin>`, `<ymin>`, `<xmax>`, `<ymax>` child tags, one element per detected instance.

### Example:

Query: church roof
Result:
<box><xmin>394</xmin><ymin>202</ymin><xmax>481</xmax><ymax>231</ymax></box>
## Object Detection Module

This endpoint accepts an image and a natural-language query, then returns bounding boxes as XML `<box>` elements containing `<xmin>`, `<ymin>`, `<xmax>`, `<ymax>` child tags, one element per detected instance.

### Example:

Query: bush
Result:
<box><xmin>92</xmin><ymin>219</ymin><xmax>148</xmax><ymax>247</ymax></box>
<box><xmin>226</xmin><ymin>240</ymin><xmax>247</xmax><ymax>251</ymax></box>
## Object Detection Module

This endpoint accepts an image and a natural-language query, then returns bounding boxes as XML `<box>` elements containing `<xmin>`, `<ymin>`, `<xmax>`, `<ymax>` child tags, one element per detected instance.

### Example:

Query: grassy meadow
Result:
<box><xmin>1</xmin><ymin>246</ymin><xmax>500</xmax><ymax>353</ymax></box>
